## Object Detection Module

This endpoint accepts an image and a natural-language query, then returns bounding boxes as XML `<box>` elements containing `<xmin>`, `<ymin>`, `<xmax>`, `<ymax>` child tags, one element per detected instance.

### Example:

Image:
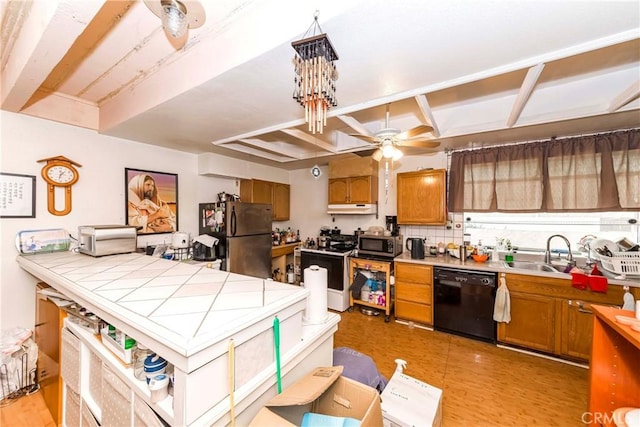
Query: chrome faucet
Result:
<box><xmin>544</xmin><ymin>235</ymin><xmax>574</xmax><ymax>265</ymax></box>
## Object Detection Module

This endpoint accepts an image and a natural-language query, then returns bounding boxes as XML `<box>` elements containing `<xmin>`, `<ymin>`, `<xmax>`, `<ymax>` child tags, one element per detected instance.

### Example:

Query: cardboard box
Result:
<box><xmin>249</xmin><ymin>366</ymin><xmax>383</xmax><ymax>427</ymax></box>
<box><xmin>380</xmin><ymin>371</ymin><xmax>443</xmax><ymax>427</ymax></box>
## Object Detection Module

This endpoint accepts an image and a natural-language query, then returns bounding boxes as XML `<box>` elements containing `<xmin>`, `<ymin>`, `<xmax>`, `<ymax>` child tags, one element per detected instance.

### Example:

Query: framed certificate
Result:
<box><xmin>0</xmin><ymin>172</ymin><xmax>36</xmax><ymax>218</ymax></box>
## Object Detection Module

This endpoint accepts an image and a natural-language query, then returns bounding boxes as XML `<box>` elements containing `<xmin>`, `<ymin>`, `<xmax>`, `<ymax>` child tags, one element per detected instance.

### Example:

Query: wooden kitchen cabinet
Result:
<box><xmin>557</xmin><ymin>299</ymin><xmax>594</xmax><ymax>361</ymax></box>
<box><xmin>328</xmin><ymin>176</ymin><xmax>377</xmax><ymax>204</ymax></box>
<box><xmin>394</xmin><ymin>262</ymin><xmax>433</xmax><ymax>326</ymax></box>
<box><xmin>328</xmin><ymin>157</ymin><xmax>378</xmax><ymax>179</ymax></box>
<box><xmin>397</xmin><ymin>169</ymin><xmax>447</xmax><ymax>225</ymax></box>
<box><xmin>497</xmin><ymin>273</ymin><xmax>632</xmax><ymax>362</ymax></box>
<box><xmin>35</xmin><ymin>282</ymin><xmax>66</xmax><ymax>425</ymax></box>
<box><xmin>272</xmin><ymin>182</ymin><xmax>290</xmax><ymax>221</ymax></box>
<box><xmin>240</xmin><ymin>179</ymin><xmax>290</xmax><ymax>220</ymax></box>
<box><xmin>498</xmin><ymin>291</ymin><xmax>556</xmax><ymax>353</ymax></box>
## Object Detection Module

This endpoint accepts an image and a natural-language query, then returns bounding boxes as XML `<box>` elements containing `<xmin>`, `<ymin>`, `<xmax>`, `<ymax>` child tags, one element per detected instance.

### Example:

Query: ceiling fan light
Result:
<box><xmin>392</xmin><ymin>148</ymin><xmax>403</xmax><ymax>161</ymax></box>
<box><xmin>161</xmin><ymin>0</ymin><xmax>188</xmax><ymax>38</ymax></box>
<box><xmin>382</xmin><ymin>143</ymin><xmax>396</xmax><ymax>159</ymax></box>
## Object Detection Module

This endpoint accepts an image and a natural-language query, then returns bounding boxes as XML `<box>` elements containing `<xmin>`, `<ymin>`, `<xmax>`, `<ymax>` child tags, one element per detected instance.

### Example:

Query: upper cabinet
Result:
<box><xmin>272</xmin><ymin>183</ymin><xmax>290</xmax><ymax>221</ymax></box>
<box><xmin>240</xmin><ymin>179</ymin><xmax>290</xmax><ymax>221</ymax></box>
<box><xmin>328</xmin><ymin>157</ymin><xmax>379</xmax><ymax>206</ymax></box>
<box><xmin>397</xmin><ymin>169</ymin><xmax>447</xmax><ymax>225</ymax></box>
<box><xmin>328</xmin><ymin>176</ymin><xmax>377</xmax><ymax>204</ymax></box>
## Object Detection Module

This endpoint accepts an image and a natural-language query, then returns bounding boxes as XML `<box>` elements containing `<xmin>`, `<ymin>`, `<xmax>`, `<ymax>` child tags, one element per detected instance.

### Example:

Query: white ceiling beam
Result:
<box><xmin>279</xmin><ymin>129</ymin><xmax>337</xmax><ymax>153</ymax></box>
<box><xmin>238</xmin><ymin>138</ymin><xmax>303</xmax><ymax>159</ymax></box>
<box><xmin>1</xmin><ymin>0</ymin><xmax>106</xmax><ymax>111</ymax></box>
<box><xmin>506</xmin><ymin>63</ymin><xmax>545</xmax><ymax>128</ymax></box>
<box><xmin>607</xmin><ymin>80</ymin><xmax>640</xmax><ymax>112</ymax></box>
<box><xmin>414</xmin><ymin>95</ymin><xmax>441</xmax><ymax>137</ymax></box>
<box><xmin>336</xmin><ymin>115</ymin><xmax>373</xmax><ymax>137</ymax></box>
<box><xmin>225</xmin><ymin>143</ymin><xmax>292</xmax><ymax>163</ymax></box>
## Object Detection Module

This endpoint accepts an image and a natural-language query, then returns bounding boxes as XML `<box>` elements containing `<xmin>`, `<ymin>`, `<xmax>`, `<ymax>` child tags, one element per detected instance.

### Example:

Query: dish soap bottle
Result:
<box><xmin>504</xmin><ymin>240</ymin><xmax>514</xmax><ymax>263</ymax></box>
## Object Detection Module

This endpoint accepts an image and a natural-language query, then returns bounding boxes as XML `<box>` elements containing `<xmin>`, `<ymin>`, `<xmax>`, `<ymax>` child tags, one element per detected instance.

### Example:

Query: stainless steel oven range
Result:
<box><xmin>433</xmin><ymin>267</ymin><xmax>498</xmax><ymax>343</ymax></box>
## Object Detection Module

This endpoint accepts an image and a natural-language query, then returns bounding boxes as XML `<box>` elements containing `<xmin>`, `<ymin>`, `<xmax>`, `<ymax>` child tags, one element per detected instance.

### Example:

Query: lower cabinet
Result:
<box><xmin>497</xmin><ymin>273</ymin><xmax>627</xmax><ymax>362</ymax></box>
<box><xmin>497</xmin><ymin>291</ymin><xmax>556</xmax><ymax>353</ymax></box>
<box><xmin>35</xmin><ymin>283</ymin><xmax>66</xmax><ymax>424</ymax></box>
<box><xmin>557</xmin><ymin>299</ymin><xmax>594</xmax><ymax>361</ymax></box>
<box><xmin>394</xmin><ymin>262</ymin><xmax>433</xmax><ymax>326</ymax></box>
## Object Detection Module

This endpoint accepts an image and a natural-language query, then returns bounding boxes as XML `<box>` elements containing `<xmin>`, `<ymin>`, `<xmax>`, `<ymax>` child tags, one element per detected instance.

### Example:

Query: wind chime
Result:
<box><xmin>291</xmin><ymin>11</ymin><xmax>339</xmax><ymax>134</ymax></box>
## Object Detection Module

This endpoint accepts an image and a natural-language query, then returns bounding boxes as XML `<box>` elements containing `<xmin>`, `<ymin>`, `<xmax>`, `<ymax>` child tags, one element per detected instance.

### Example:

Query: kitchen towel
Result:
<box><xmin>622</xmin><ymin>289</ymin><xmax>635</xmax><ymax>311</ymax></box>
<box><xmin>493</xmin><ymin>276</ymin><xmax>511</xmax><ymax>323</ymax></box>
<box><xmin>349</xmin><ymin>272</ymin><xmax>368</xmax><ymax>300</ymax></box>
<box><xmin>302</xmin><ymin>265</ymin><xmax>328</xmax><ymax>324</ymax></box>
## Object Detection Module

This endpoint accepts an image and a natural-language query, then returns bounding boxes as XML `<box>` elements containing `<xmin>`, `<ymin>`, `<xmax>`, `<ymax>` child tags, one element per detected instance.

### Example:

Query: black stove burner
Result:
<box><xmin>322</xmin><ymin>234</ymin><xmax>356</xmax><ymax>253</ymax></box>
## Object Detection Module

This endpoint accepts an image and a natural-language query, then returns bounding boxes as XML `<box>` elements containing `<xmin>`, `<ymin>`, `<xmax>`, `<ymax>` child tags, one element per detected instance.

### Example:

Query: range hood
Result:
<box><xmin>327</xmin><ymin>204</ymin><xmax>378</xmax><ymax>215</ymax></box>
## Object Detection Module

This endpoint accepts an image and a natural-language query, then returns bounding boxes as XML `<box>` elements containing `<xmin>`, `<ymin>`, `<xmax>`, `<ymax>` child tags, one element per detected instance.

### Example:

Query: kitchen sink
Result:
<box><xmin>503</xmin><ymin>261</ymin><xmax>567</xmax><ymax>274</ymax></box>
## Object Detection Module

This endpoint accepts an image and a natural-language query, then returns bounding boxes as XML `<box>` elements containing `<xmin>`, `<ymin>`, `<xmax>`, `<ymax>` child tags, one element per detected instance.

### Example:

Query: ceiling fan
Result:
<box><xmin>349</xmin><ymin>104</ymin><xmax>439</xmax><ymax>161</ymax></box>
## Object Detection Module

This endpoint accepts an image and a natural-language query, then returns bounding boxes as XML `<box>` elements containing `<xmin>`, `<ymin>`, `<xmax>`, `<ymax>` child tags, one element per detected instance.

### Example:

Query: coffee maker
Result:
<box><xmin>385</xmin><ymin>216</ymin><xmax>399</xmax><ymax>236</ymax></box>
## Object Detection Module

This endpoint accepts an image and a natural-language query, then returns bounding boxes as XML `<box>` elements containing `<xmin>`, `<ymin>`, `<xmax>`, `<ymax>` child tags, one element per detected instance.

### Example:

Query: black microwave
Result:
<box><xmin>357</xmin><ymin>234</ymin><xmax>403</xmax><ymax>258</ymax></box>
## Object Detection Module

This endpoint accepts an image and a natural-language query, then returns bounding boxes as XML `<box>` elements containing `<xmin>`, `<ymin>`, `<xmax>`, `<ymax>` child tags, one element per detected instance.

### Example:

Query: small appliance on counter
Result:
<box><xmin>385</xmin><ymin>216</ymin><xmax>399</xmax><ymax>236</ymax></box>
<box><xmin>406</xmin><ymin>238</ymin><xmax>425</xmax><ymax>259</ymax></box>
<box><xmin>78</xmin><ymin>225</ymin><xmax>137</xmax><ymax>257</ymax></box>
<box><xmin>357</xmin><ymin>234</ymin><xmax>403</xmax><ymax>259</ymax></box>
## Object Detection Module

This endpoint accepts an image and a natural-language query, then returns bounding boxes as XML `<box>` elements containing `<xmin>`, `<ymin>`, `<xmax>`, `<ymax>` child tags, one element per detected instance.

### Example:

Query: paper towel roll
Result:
<box><xmin>303</xmin><ymin>265</ymin><xmax>328</xmax><ymax>324</ymax></box>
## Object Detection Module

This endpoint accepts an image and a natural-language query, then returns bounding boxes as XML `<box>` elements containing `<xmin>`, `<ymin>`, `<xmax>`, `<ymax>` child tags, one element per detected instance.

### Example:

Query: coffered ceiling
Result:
<box><xmin>2</xmin><ymin>0</ymin><xmax>639</xmax><ymax>170</ymax></box>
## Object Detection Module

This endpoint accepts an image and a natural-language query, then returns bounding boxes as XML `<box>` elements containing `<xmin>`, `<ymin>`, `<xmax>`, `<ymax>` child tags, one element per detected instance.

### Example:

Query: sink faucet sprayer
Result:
<box><xmin>544</xmin><ymin>235</ymin><xmax>574</xmax><ymax>265</ymax></box>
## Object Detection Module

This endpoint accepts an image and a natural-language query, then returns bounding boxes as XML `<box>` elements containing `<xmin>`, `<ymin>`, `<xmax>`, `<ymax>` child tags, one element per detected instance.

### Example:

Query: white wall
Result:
<box><xmin>0</xmin><ymin>111</ymin><xmax>280</xmax><ymax>330</ymax></box>
<box><xmin>286</xmin><ymin>152</ymin><xmax>462</xmax><ymax>245</ymax></box>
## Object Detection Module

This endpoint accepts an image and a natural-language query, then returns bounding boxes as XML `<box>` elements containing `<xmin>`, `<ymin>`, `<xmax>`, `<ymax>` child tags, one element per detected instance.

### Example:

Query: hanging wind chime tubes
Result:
<box><xmin>292</xmin><ymin>13</ymin><xmax>338</xmax><ymax>134</ymax></box>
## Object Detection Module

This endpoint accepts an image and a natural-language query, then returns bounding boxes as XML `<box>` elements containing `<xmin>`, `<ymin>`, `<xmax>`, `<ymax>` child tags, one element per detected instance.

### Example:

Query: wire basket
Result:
<box><xmin>599</xmin><ymin>252</ymin><xmax>640</xmax><ymax>277</ymax></box>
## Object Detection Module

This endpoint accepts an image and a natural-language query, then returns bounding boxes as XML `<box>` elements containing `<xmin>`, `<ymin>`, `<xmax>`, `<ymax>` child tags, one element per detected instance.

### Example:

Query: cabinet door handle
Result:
<box><xmin>572</xmin><ymin>300</ymin><xmax>593</xmax><ymax>314</ymax></box>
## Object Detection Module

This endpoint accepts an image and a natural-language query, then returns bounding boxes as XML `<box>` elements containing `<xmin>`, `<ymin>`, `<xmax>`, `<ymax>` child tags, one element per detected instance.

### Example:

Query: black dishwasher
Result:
<box><xmin>433</xmin><ymin>267</ymin><xmax>497</xmax><ymax>343</ymax></box>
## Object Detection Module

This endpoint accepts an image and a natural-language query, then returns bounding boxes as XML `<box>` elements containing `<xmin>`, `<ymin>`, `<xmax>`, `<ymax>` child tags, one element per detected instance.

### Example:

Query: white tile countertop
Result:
<box><xmin>393</xmin><ymin>252</ymin><xmax>640</xmax><ymax>288</ymax></box>
<box><xmin>16</xmin><ymin>251</ymin><xmax>315</xmax><ymax>372</ymax></box>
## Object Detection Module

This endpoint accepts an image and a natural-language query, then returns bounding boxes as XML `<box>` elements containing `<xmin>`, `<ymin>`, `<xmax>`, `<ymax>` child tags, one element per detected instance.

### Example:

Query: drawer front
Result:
<box><xmin>395</xmin><ymin>262</ymin><xmax>432</xmax><ymax>284</ymax></box>
<box><xmin>61</xmin><ymin>328</ymin><xmax>80</xmax><ymax>393</ymax></box>
<box><xmin>351</xmin><ymin>259</ymin><xmax>390</xmax><ymax>272</ymax></box>
<box><xmin>396</xmin><ymin>281</ymin><xmax>432</xmax><ymax>304</ymax></box>
<box><xmin>395</xmin><ymin>300</ymin><xmax>432</xmax><ymax>325</ymax></box>
<box><xmin>102</xmin><ymin>365</ymin><xmax>132</xmax><ymax>427</ymax></box>
<box><xmin>64</xmin><ymin>385</ymin><xmax>81</xmax><ymax>427</ymax></box>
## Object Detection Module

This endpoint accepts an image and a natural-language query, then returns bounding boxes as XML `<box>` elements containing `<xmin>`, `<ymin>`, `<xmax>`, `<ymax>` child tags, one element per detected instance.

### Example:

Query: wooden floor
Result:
<box><xmin>1</xmin><ymin>310</ymin><xmax>589</xmax><ymax>427</ymax></box>
<box><xmin>0</xmin><ymin>389</ymin><xmax>55</xmax><ymax>427</ymax></box>
<box><xmin>334</xmin><ymin>308</ymin><xmax>590</xmax><ymax>426</ymax></box>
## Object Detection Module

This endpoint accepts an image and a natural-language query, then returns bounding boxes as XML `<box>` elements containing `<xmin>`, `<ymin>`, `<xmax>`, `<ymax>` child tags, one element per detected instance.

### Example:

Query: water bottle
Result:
<box><xmin>286</xmin><ymin>264</ymin><xmax>295</xmax><ymax>284</ymax></box>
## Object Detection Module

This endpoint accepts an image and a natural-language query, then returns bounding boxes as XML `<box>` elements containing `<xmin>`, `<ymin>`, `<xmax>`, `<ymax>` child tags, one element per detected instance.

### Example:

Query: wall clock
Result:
<box><xmin>37</xmin><ymin>156</ymin><xmax>82</xmax><ymax>216</ymax></box>
<box><xmin>310</xmin><ymin>165</ymin><xmax>322</xmax><ymax>179</ymax></box>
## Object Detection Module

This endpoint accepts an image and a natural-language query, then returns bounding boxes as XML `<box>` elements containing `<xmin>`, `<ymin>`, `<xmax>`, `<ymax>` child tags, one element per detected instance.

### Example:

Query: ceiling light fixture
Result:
<box><xmin>292</xmin><ymin>11</ymin><xmax>339</xmax><ymax>134</ymax></box>
<box><xmin>375</xmin><ymin>140</ymin><xmax>404</xmax><ymax>161</ymax></box>
<box><xmin>144</xmin><ymin>0</ymin><xmax>205</xmax><ymax>40</ymax></box>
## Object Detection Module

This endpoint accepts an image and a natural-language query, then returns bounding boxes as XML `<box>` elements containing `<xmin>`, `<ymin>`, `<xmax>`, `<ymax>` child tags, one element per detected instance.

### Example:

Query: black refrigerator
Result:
<box><xmin>199</xmin><ymin>201</ymin><xmax>273</xmax><ymax>278</ymax></box>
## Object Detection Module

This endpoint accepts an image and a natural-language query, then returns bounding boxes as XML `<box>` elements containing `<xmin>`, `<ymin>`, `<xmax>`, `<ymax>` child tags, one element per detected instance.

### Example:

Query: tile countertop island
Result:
<box><xmin>393</xmin><ymin>252</ymin><xmax>640</xmax><ymax>288</ymax></box>
<box><xmin>17</xmin><ymin>251</ymin><xmax>340</xmax><ymax>426</ymax></box>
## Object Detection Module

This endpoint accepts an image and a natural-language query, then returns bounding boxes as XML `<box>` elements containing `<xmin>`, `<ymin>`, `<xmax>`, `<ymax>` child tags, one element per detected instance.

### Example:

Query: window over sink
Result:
<box><xmin>463</xmin><ymin>211</ymin><xmax>640</xmax><ymax>254</ymax></box>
